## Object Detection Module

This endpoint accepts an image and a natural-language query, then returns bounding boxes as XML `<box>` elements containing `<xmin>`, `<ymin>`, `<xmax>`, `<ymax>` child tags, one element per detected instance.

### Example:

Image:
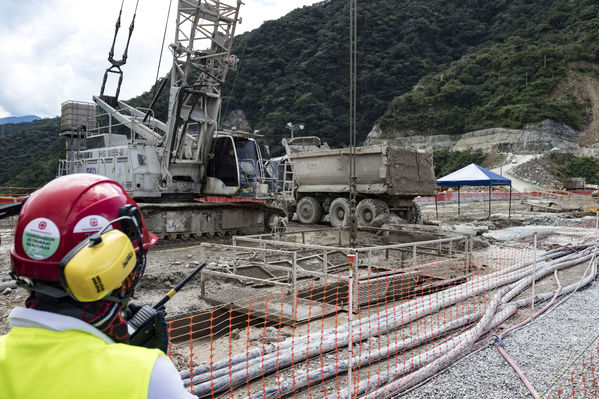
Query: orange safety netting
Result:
<box><xmin>549</xmin><ymin>342</ymin><xmax>599</xmax><ymax>398</ymax></box>
<box><xmin>166</xmin><ymin>245</ymin><xmax>569</xmax><ymax>398</ymax></box>
<box><xmin>0</xmin><ymin>186</ymin><xmax>37</xmax><ymax>203</ymax></box>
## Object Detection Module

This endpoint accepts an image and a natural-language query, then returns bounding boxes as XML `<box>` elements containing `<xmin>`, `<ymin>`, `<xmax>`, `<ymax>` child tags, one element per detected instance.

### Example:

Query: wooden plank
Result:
<box><xmin>233</xmin><ymin>295</ymin><xmax>342</xmax><ymax>326</ymax></box>
<box><xmin>413</xmin><ymin>273</ymin><xmax>473</xmax><ymax>296</ymax></box>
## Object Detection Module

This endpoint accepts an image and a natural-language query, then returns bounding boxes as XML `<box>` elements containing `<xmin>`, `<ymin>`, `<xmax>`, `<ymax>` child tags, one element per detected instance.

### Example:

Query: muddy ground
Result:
<box><xmin>1</xmin><ymin>199</ymin><xmax>596</xmax><ymax>335</ymax></box>
<box><xmin>1</xmin><ymin>197</ymin><xmax>598</xmax><ymax>396</ymax></box>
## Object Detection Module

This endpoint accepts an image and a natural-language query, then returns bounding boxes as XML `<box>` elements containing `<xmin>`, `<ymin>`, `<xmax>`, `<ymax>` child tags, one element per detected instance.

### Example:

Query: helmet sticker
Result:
<box><xmin>22</xmin><ymin>218</ymin><xmax>61</xmax><ymax>260</ymax></box>
<box><xmin>73</xmin><ymin>215</ymin><xmax>110</xmax><ymax>234</ymax></box>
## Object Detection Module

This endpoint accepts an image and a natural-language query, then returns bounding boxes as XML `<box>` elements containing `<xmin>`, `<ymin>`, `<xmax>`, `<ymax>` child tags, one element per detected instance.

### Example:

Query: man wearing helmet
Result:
<box><xmin>0</xmin><ymin>174</ymin><xmax>195</xmax><ymax>398</ymax></box>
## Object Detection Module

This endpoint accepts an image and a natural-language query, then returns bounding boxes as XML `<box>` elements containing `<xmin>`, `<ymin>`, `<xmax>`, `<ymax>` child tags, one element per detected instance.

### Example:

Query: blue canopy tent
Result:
<box><xmin>436</xmin><ymin>163</ymin><xmax>512</xmax><ymax>219</ymax></box>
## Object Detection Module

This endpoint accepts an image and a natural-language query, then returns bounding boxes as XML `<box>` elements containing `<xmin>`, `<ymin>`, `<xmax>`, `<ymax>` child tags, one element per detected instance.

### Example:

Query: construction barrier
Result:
<box><xmin>588</xmin><ymin>197</ymin><xmax>599</xmax><ymax>213</ymax></box>
<box><xmin>0</xmin><ymin>197</ymin><xmax>18</xmax><ymax>204</ymax></box>
<box><xmin>417</xmin><ymin>190</ymin><xmax>594</xmax><ymax>205</ymax></box>
<box><xmin>0</xmin><ymin>186</ymin><xmax>37</xmax><ymax>204</ymax></box>
<box><xmin>416</xmin><ymin>191</ymin><xmax>524</xmax><ymax>203</ymax></box>
<box><xmin>549</xmin><ymin>341</ymin><xmax>599</xmax><ymax>398</ymax></box>
<box><xmin>417</xmin><ymin>190</ymin><xmax>596</xmax><ymax>218</ymax></box>
<box><xmin>166</xmin><ymin>242</ymin><xmax>598</xmax><ymax>398</ymax></box>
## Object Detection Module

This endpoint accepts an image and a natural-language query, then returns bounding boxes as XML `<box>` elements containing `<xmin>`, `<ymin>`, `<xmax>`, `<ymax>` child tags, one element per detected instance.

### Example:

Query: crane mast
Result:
<box><xmin>164</xmin><ymin>0</ymin><xmax>241</xmax><ymax>188</ymax></box>
<box><xmin>60</xmin><ymin>0</ymin><xmax>242</xmax><ymax>197</ymax></box>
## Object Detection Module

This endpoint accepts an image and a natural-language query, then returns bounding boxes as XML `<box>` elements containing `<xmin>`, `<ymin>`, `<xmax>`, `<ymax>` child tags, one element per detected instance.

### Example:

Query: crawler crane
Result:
<box><xmin>58</xmin><ymin>0</ymin><xmax>284</xmax><ymax>240</ymax></box>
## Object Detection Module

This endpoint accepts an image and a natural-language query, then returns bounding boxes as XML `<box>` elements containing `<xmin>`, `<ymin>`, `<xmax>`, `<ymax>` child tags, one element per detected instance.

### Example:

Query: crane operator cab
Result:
<box><xmin>205</xmin><ymin>133</ymin><xmax>269</xmax><ymax>197</ymax></box>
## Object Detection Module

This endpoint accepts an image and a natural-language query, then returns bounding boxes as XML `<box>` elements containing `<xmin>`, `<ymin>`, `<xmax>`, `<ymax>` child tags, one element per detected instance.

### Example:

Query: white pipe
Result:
<box><xmin>357</xmin><ymin>249</ymin><xmax>597</xmax><ymax>398</ymax></box>
<box><xmin>182</xmin><ymin>247</ymin><xmax>578</xmax><ymax>381</ymax></box>
<box><xmin>495</xmin><ymin>271</ymin><xmax>562</xmax><ymax>399</ymax></box>
<box><xmin>348</xmin><ymin>288</ymin><xmax>512</xmax><ymax>399</ymax></box>
<box><xmin>249</xmin><ymin>312</ymin><xmax>483</xmax><ymax>399</ymax></box>
<box><xmin>181</xmin><ymin>246</ymin><xmax>590</xmax><ymax>397</ymax></box>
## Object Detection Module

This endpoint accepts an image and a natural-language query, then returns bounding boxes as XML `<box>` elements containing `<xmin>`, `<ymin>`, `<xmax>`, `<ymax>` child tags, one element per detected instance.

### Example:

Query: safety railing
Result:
<box><xmin>588</xmin><ymin>197</ymin><xmax>599</xmax><ymax>213</ymax></box>
<box><xmin>0</xmin><ymin>186</ymin><xmax>37</xmax><ymax>203</ymax></box>
<box><xmin>417</xmin><ymin>191</ymin><xmax>523</xmax><ymax>203</ymax></box>
<box><xmin>522</xmin><ymin>190</ymin><xmax>588</xmax><ymax>212</ymax></box>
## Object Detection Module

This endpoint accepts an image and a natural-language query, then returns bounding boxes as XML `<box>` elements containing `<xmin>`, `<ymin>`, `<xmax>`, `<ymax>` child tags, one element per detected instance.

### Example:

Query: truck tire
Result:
<box><xmin>296</xmin><ymin>197</ymin><xmax>322</xmax><ymax>224</ymax></box>
<box><xmin>406</xmin><ymin>202</ymin><xmax>422</xmax><ymax>224</ymax></box>
<box><xmin>356</xmin><ymin>199</ymin><xmax>389</xmax><ymax>226</ymax></box>
<box><xmin>329</xmin><ymin>197</ymin><xmax>350</xmax><ymax>228</ymax></box>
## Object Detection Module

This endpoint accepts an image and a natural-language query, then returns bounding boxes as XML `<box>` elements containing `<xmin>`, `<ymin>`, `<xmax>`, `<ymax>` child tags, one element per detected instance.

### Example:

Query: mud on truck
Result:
<box><xmin>266</xmin><ymin>136</ymin><xmax>436</xmax><ymax>227</ymax></box>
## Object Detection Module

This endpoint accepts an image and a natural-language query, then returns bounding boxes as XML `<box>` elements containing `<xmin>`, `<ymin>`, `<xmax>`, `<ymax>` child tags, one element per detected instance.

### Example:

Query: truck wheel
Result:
<box><xmin>329</xmin><ymin>197</ymin><xmax>350</xmax><ymax>228</ymax></box>
<box><xmin>296</xmin><ymin>197</ymin><xmax>322</xmax><ymax>224</ymax></box>
<box><xmin>406</xmin><ymin>202</ymin><xmax>422</xmax><ymax>224</ymax></box>
<box><xmin>356</xmin><ymin>199</ymin><xmax>389</xmax><ymax>226</ymax></box>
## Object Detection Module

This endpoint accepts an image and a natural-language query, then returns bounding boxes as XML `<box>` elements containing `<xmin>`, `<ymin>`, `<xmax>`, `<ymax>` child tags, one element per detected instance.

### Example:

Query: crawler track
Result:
<box><xmin>140</xmin><ymin>201</ymin><xmax>286</xmax><ymax>242</ymax></box>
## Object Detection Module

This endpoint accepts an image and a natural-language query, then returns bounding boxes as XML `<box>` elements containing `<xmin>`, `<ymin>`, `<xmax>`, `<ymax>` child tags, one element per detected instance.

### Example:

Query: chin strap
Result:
<box><xmin>13</xmin><ymin>275</ymin><xmax>129</xmax><ymax>304</ymax></box>
<box><xmin>25</xmin><ymin>291</ymin><xmax>132</xmax><ymax>344</ymax></box>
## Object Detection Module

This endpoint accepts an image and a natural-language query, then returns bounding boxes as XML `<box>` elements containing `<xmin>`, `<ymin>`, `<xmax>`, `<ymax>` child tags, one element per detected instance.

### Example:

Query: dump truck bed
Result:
<box><xmin>284</xmin><ymin>138</ymin><xmax>436</xmax><ymax>198</ymax></box>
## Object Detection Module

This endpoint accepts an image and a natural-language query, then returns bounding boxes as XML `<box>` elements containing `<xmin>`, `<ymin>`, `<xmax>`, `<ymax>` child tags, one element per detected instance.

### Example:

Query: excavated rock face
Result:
<box><xmin>510</xmin><ymin>154</ymin><xmax>565</xmax><ymax>189</ymax></box>
<box><xmin>220</xmin><ymin>109</ymin><xmax>252</xmax><ymax>132</ymax></box>
<box><xmin>365</xmin><ymin>119</ymin><xmax>581</xmax><ymax>155</ymax></box>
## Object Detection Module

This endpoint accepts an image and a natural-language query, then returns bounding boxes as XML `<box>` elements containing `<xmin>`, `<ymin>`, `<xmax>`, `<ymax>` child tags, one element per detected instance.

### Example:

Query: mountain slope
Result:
<box><xmin>219</xmin><ymin>0</ymin><xmax>505</xmax><ymax>152</ymax></box>
<box><xmin>132</xmin><ymin>0</ymin><xmax>599</xmax><ymax>153</ymax></box>
<box><xmin>377</xmin><ymin>0</ymin><xmax>599</xmax><ymax>138</ymax></box>
<box><xmin>131</xmin><ymin>0</ymin><xmax>507</xmax><ymax>153</ymax></box>
<box><xmin>0</xmin><ymin>118</ymin><xmax>63</xmax><ymax>187</ymax></box>
<box><xmin>0</xmin><ymin>115</ymin><xmax>41</xmax><ymax>125</ymax></box>
<box><xmin>5</xmin><ymin>0</ymin><xmax>599</xmax><ymax>187</ymax></box>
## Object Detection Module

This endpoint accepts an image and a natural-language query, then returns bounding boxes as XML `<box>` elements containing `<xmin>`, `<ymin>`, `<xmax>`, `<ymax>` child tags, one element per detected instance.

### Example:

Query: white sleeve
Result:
<box><xmin>147</xmin><ymin>355</ymin><xmax>197</xmax><ymax>399</ymax></box>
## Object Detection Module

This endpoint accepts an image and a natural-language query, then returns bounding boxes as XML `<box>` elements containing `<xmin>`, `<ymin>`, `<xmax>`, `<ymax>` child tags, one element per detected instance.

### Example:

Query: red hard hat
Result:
<box><xmin>11</xmin><ymin>174</ymin><xmax>158</xmax><ymax>283</ymax></box>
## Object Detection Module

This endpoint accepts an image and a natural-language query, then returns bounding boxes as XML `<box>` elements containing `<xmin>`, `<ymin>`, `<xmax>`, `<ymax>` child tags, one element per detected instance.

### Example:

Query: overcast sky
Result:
<box><xmin>0</xmin><ymin>0</ymin><xmax>318</xmax><ymax>119</ymax></box>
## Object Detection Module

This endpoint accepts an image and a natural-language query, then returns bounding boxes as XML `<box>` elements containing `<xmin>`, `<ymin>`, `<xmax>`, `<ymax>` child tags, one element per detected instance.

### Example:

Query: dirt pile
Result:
<box><xmin>510</xmin><ymin>156</ymin><xmax>562</xmax><ymax>189</ymax></box>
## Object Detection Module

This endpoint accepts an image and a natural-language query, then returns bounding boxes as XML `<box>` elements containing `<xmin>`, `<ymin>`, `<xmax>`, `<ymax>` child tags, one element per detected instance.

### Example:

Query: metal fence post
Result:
<box><xmin>412</xmin><ymin>244</ymin><xmax>417</xmax><ymax>267</ymax></box>
<box><xmin>293</xmin><ymin>251</ymin><xmax>298</xmax><ymax>318</ymax></box>
<box><xmin>293</xmin><ymin>251</ymin><xmax>298</xmax><ymax>292</ymax></box>
<box><xmin>233</xmin><ymin>246</ymin><xmax>238</xmax><ymax>275</ymax></box>
<box><xmin>347</xmin><ymin>252</ymin><xmax>356</xmax><ymax>397</ymax></box>
<box><xmin>531</xmin><ymin>233</ymin><xmax>538</xmax><ymax>314</ymax></box>
<box><xmin>467</xmin><ymin>235</ymin><xmax>473</xmax><ymax>272</ymax></box>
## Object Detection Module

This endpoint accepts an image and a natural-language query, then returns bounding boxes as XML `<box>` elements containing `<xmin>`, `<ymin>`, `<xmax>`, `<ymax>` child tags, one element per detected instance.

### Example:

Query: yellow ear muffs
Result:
<box><xmin>58</xmin><ymin>230</ymin><xmax>137</xmax><ymax>302</ymax></box>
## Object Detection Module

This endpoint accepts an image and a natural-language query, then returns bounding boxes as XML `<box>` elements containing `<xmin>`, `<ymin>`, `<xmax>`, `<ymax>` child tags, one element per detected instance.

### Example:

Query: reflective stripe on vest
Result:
<box><xmin>0</xmin><ymin>327</ymin><xmax>161</xmax><ymax>399</ymax></box>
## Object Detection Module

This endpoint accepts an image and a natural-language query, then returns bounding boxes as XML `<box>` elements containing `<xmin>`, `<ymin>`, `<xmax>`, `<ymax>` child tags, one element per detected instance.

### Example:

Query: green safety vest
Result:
<box><xmin>0</xmin><ymin>326</ymin><xmax>161</xmax><ymax>399</ymax></box>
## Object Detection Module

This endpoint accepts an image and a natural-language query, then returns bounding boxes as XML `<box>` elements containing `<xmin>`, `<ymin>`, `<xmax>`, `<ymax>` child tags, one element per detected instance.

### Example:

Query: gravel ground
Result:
<box><xmin>400</xmin><ymin>278</ymin><xmax>599</xmax><ymax>399</ymax></box>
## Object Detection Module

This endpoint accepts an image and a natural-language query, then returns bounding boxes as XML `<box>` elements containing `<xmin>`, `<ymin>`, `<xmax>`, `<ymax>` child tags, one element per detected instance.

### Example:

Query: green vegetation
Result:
<box><xmin>433</xmin><ymin>148</ymin><xmax>488</xmax><ymax>178</ymax></box>
<box><xmin>0</xmin><ymin>118</ymin><xmax>63</xmax><ymax>189</ymax></box>
<box><xmin>131</xmin><ymin>0</ymin><xmax>599</xmax><ymax>152</ymax></box>
<box><xmin>131</xmin><ymin>0</ymin><xmax>524</xmax><ymax>153</ymax></box>
<box><xmin>548</xmin><ymin>152</ymin><xmax>599</xmax><ymax>184</ymax></box>
<box><xmin>378</xmin><ymin>1</ymin><xmax>599</xmax><ymax>136</ymax></box>
<box><xmin>6</xmin><ymin>0</ymin><xmax>599</xmax><ymax>186</ymax></box>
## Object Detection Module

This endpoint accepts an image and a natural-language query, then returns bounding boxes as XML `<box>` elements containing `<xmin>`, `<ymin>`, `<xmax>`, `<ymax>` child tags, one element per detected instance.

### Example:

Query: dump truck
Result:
<box><xmin>562</xmin><ymin>177</ymin><xmax>586</xmax><ymax>190</ymax></box>
<box><xmin>273</xmin><ymin>136</ymin><xmax>436</xmax><ymax>227</ymax></box>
